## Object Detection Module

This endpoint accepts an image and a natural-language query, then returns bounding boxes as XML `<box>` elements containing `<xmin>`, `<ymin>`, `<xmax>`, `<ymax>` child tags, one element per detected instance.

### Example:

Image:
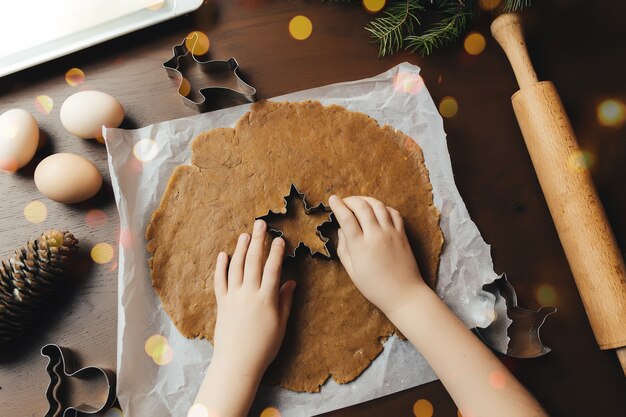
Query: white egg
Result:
<box><xmin>60</xmin><ymin>91</ymin><xmax>124</xmax><ymax>139</ymax></box>
<box><xmin>34</xmin><ymin>153</ymin><xmax>103</xmax><ymax>204</ymax></box>
<box><xmin>0</xmin><ymin>108</ymin><xmax>39</xmax><ymax>171</ymax></box>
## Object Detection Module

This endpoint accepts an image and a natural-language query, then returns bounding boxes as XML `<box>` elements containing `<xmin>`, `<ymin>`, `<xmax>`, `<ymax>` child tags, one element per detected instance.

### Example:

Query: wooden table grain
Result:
<box><xmin>1</xmin><ymin>1</ymin><xmax>625</xmax><ymax>416</ymax></box>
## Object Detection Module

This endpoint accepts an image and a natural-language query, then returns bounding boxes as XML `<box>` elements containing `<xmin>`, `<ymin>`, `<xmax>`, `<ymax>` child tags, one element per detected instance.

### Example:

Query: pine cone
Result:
<box><xmin>0</xmin><ymin>230</ymin><xmax>79</xmax><ymax>345</ymax></box>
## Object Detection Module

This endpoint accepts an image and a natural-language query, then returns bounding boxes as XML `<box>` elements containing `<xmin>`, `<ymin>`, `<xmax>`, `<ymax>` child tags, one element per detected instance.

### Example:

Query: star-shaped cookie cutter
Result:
<box><xmin>41</xmin><ymin>343</ymin><xmax>116</xmax><ymax>417</ymax></box>
<box><xmin>256</xmin><ymin>184</ymin><xmax>337</xmax><ymax>259</ymax></box>
<box><xmin>163</xmin><ymin>32</ymin><xmax>256</xmax><ymax>112</ymax></box>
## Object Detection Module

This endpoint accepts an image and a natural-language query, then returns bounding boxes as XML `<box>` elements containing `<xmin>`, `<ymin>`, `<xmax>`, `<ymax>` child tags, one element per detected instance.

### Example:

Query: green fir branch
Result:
<box><xmin>364</xmin><ymin>0</ymin><xmax>424</xmax><ymax>57</ymax></box>
<box><xmin>405</xmin><ymin>1</ymin><xmax>475</xmax><ymax>56</ymax></box>
<box><xmin>321</xmin><ymin>0</ymin><xmax>532</xmax><ymax>56</ymax></box>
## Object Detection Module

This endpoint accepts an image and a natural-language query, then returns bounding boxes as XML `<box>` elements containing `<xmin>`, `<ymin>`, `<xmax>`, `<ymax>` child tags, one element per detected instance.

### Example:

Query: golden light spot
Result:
<box><xmin>145</xmin><ymin>0</ymin><xmax>165</xmax><ymax>11</ymax></box>
<box><xmin>439</xmin><ymin>96</ymin><xmax>459</xmax><ymax>118</ymax></box>
<box><xmin>133</xmin><ymin>138</ymin><xmax>159</xmax><ymax>162</ymax></box>
<box><xmin>34</xmin><ymin>95</ymin><xmax>53</xmax><ymax>115</ymax></box>
<box><xmin>597</xmin><ymin>98</ymin><xmax>625</xmax><ymax>127</ymax></box>
<box><xmin>179</xmin><ymin>77</ymin><xmax>191</xmax><ymax>97</ymax></box>
<box><xmin>362</xmin><ymin>0</ymin><xmax>386</xmax><ymax>13</ymax></box>
<box><xmin>568</xmin><ymin>150</ymin><xmax>595</xmax><ymax>172</ymax></box>
<box><xmin>479</xmin><ymin>0</ymin><xmax>502</xmax><ymax>11</ymax></box>
<box><xmin>65</xmin><ymin>68</ymin><xmax>85</xmax><ymax>86</ymax></box>
<box><xmin>536</xmin><ymin>283</ymin><xmax>557</xmax><ymax>305</ymax></box>
<box><xmin>488</xmin><ymin>370</ymin><xmax>507</xmax><ymax>389</ymax></box>
<box><xmin>0</xmin><ymin>157</ymin><xmax>18</xmax><ymax>173</ymax></box>
<box><xmin>289</xmin><ymin>15</ymin><xmax>313</xmax><ymax>41</ymax></box>
<box><xmin>185</xmin><ymin>31</ymin><xmax>210</xmax><ymax>56</ymax></box>
<box><xmin>145</xmin><ymin>334</ymin><xmax>168</xmax><ymax>357</ymax></box>
<box><xmin>188</xmin><ymin>404</ymin><xmax>209</xmax><ymax>417</ymax></box>
<box><xmin>85</xmin><ymin>209</ymin><xmax>108</xmax><ymax>228</ymax></box>
<box><xmin>91</xmin><ymin>242</ymin><xmax>114</xmax><ymax>264</ymax></box>
<box><xmin>24</xmin><ymin>201</ymin><xmax>47</xmax><ymax>224</ymax></box>
<box><xmin>464</xmin><ymin>32</ymin><xmax>486</xmax><ymax>55</ymax></box>
<box><xmin>260</xmin><ymin>407</ymin><xmax>281</xmax><ymax>417</ymax></box>
<box><xmin>393</xmin><ymin>72</ymin><xmax>424</xmax><ymax>95</ymax></box>
<box><xmin>412</xmin><ymin>399</ymin><xmax>434</xmax><ymax>417</ymax></box>
<box><xmin>103</xmin><ymin>406</ymin><xmax>124</xmax><ymax>417</ymax></box>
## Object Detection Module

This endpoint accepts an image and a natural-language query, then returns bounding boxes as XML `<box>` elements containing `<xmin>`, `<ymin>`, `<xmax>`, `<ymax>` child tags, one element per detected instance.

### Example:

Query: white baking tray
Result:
<box><xmin>0</xmin><ymin>0</ymin><xmax>203</xmax><ymax>77</ymax></box>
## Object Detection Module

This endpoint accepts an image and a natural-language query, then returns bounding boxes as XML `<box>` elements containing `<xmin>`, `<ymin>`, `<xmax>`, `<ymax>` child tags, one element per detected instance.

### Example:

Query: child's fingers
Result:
<box><xmin>387</xmin><ymin>207</ymin><xmax>405</xmax><ymax>232</ymax></box>
<box><xmin>214</xmin><ymin>252</ymin><xmax>228</xmax><ymax>300</ymax></box>
<box><xmin>278</xmin><ymin>280</ymin><xmax>297</xmax><ymax>326</ymax></box>
<box><xmin>228</xmin><ymin>232</ymin><xmax>250</xmax><ymax>288</ymax></box>
<box><xmin>336</xmin><ymin>228</ymin><xmax>353</xmax><ymax>276</ymax></box>
<box><xmin>329</xmin><ymin>195</ymin><xmax>362</xmax><ymax>238</ymax></box>
<box><xmin>359</xmin><ymin>196</ymin><xmax>394</xmax><ymax>229</ymax></box>
<box><xmin>343</xmin><ymin>196</ymin><xmax>379</xmax><ymax>232</ymax></box>
<box><xmin>243</xmin><ymin>220</ymin><xmax>267</xmax><ymax>288</ymax></box>
<box><xmin>261</xmin><ymin>237</ymin><xmax>285</xmax><ymax>296</ymax></box>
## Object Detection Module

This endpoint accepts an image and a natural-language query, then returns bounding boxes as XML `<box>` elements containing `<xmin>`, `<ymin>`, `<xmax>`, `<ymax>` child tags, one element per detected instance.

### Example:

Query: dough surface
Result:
<box><xmin>146</xmin><ymin>100</ymin><xmax>443</xmax><ymax>392</ymax></box>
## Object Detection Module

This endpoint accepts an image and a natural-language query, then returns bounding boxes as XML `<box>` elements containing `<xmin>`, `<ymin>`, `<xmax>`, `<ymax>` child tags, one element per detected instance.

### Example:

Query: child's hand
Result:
<box><xmin>211</xmin><ymin>219</ymin><xmax>296</xmax><ymax>381</ymax></box>
<box><xmin>329</xmin><ymin>195</ymin><xmax>427</xmax><ymax>315</ymax></box>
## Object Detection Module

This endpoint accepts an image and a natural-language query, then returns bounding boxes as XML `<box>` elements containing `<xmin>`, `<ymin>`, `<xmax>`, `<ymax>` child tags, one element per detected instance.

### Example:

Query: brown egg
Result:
<box><xmin>0</xmin><ymin>108</ymin><xmax>39</xmax><ymax>171</ymax></box>
<box><xmin>34</xmin><ymin>153</ymin><xmax>102</xmax><ymax>204</ymax></box>
<box><xmin>60</xmin><ymin>91</ymin><xmax>124</xmax><ymax>140</ymax></box>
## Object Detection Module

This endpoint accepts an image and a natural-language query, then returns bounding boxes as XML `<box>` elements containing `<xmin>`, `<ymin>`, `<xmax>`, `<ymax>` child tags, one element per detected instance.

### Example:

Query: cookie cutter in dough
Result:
<box><xmin>41</xmin><ymin>343</ymin><xmax>116</xmax><ymax>417</ymax></box>
<box><xmin>256</xmin><ymin>184</ymin><xmax>337</xmax><ymax>259</ymax></box>
<box><xmin>476</xmin><ymin>274</ymin><xmax>557</xmax><ymax>358</ymax></box>
<box><xmin>163</xmin><ymin>32</ymin><xmax>256</xmax><ymax>112</ymax></box>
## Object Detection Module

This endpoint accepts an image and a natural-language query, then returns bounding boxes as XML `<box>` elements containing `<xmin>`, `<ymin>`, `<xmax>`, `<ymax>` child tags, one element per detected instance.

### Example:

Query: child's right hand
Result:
<box><xmin>328</xmin><ymin>195</ymin><xmax>429</xmax><ymax>316</ymax></box>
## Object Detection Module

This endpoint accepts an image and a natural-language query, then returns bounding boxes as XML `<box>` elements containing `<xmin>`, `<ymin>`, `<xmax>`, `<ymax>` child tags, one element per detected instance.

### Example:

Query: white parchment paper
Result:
<box><xmin>104</xmin><ymin>62</ymin><xmax>508</xmax><ymax>417</ymax></box>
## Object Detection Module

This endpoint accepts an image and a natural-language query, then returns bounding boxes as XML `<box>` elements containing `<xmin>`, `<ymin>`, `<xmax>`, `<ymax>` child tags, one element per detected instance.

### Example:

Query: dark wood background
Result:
<box><xmin>1</xmin><ymin>1</ymin><xmax>625</xmax><ymax>416</ymax></box>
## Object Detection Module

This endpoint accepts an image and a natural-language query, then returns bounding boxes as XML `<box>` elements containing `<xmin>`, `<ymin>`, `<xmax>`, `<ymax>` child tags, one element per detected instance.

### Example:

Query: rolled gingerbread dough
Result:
<box><xmin>146</xmin><ymin>100</ymin><xmax>443</xmax><ymax>392</ymax></box>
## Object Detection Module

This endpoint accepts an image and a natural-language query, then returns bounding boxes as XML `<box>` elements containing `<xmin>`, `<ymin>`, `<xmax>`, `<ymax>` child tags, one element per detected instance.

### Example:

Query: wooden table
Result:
<box><xmin>1</xmin><ymin>1</ymin><xmax>625</xmax><ymax>416</ymax></box>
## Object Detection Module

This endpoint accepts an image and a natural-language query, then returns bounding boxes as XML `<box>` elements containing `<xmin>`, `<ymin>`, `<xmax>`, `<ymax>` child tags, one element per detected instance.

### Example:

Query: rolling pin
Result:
<box><xmin>491</xmin><ymin>13</ymin><xmax>626</xmax><ymax>375</ymax></box>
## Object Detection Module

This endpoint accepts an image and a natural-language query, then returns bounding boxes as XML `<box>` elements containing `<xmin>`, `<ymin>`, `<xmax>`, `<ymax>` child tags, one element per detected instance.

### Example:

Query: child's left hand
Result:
<box><xmin>210</xmin><ymin>219</ymin><xmax>296</xmax><ymax>381</ymax></box>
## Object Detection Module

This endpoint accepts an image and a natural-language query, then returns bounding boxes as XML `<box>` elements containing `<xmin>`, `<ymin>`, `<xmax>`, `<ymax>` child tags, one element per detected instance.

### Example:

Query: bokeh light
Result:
<box><xmin>412</xmin><ymin>399</ymin><xmax>434</xmax><ymax>417</ymax></box>
<box><xmin>0</xmin><ymin>157</ymin><xmax>18</xmax><ymax>173</ymax></box>
<box><xmin>464</xmin><ymin>32</ymin><xmax>486</xmax><ymax>55</ymax></box>
<box><xmin>597</xmin><ymin>98</ymin><xmax>625</xmax><ymax>127</ymax></box>
<box><xmin>85</xmin><ymin>209</ymin><xmax>108</xmax><ymax>228</ymax></box>
<box><xmin>393</xmin><ymin>72</ymin><xmax>424</xmax><ymax>95</ymax></box>
<box><xmin>120</xmin><ymin>228</ymin><xmax>133</xmax><ymax>250</ymax></box>
<box><xmin>362</xmin><ymin>0</ymin><xmax>386</xmax><ymax>13</ymax></box>
<box><xmin>188</xmin><ymin>403</ymin><xmax>209</xmax><ymax>417</ymax></box>
<box><xmin>185</xmin><ymin>31</ymin><xmax>210</xmax><ymax>56</ymax></box>
<box><xmin>179</xmin><ymin>77</ymin><xmax>192</xmax><ymax>97</ymax></box>
<box><xmin>439</xmin><ymin>96</ymin><xmax>459</xmax><ymax>118</ymax></box>
<box><xmin>289</xmin><ymin>15</ymin><xmax>313</xmax><ymax>40</ymax></box>
<box><xmin>34</xmin><ymin>95</ymin><xmax>53</xmax><ymax>115</ymax></box>
<box><xmin>103</xmin><ymin>406</ymin><xmax>124</xmax><ymax>417</ymax></box>
<box><xmin>479</xmin><ymin>0</ymin><xmax>502</xmax><ymax>11</ymax></box>
<box><xmin>536</xmin><ymin>283</ymin><xmax>557</xmax><ymax>306</ymax></box>
<box><xmin>65</xmin><ymin>68</ymin><xmax>85</xmax><ymax>86</ymax></box>
<box><xmin>568</xmin><ymin>150</ymin><xmax>595</xmax><ymax>172</ymax></box>
<box><xmin>91</xmin><ymin>242</ymin><xmax>114</xmax><ymax>264</ymax></box>
<box><xmin>133</xmin><ymin>139</ymin><xmax>159</xmax><ymax>162</ymax></box>
<box><xmin>145</xmin><ymin>0</ymin><xmax>165</xmax><ymax>11</ymax></box>
<box><xmin>488</xmin><ymin>370</ymin><xmax>507</xmax><ymax>389</ymax></box>
<box><xmin>145</xmin><ymin>334</ymin><xmax>174</xmax><ymax>365</ymax></box>
<box><xmin>260</xmin><ymin>407</ymin><xmax>281</xmax><ymax>417</ymax></box>
<box><xmin>24</xmin><ymin>200</ymin><xmax>47</xmax><ymax>224</ymax></box>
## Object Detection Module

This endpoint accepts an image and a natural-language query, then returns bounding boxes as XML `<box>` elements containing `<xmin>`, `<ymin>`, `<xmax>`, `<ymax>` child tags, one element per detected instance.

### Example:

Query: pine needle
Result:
<box><xmin>504</xmin><ymin>0</ymin><xmax>531</xmax><ymax>12</ymax></box>
<box><xmin>364</xmin><ymin>0</ymin><xmax>424</xmax><ymax>57</ymax></box>
<box><xmin>405</xmin><ymin>1</ymin><xmax>475</xmax><ymax>56</ymax></box>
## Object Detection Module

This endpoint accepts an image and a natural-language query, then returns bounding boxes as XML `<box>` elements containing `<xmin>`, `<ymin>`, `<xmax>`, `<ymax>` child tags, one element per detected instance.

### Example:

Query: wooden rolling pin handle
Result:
<box><xmin>491</xmin><ymin>14</ymin><xmax>538</xmax><ymax>89</ymax></box>
<box><xmin>492</xmin><ymin>13</ymin><xmax>626</xmax><ymax>375</ymax></box>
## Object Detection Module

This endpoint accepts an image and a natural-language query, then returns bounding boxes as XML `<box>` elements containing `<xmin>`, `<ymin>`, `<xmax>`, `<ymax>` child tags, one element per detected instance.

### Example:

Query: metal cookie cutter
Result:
<box><xmin>476</xmin><ymin>274</ymin><xmax>557</xmax><ymax>358</ymax></box>
<box><xmin>163</xmin><ymin>32</ymin><xmax>256</xmax><ymax>112</ymax></box>
<box><xmin>256</xmin><ymin>184</ymin><xmax>337</xmax><ymax>259</ymax></box>
<box><xmin>41</xmin><ymin>344</ymin><xmax>116</xmax><ymax>417</ymax></box>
